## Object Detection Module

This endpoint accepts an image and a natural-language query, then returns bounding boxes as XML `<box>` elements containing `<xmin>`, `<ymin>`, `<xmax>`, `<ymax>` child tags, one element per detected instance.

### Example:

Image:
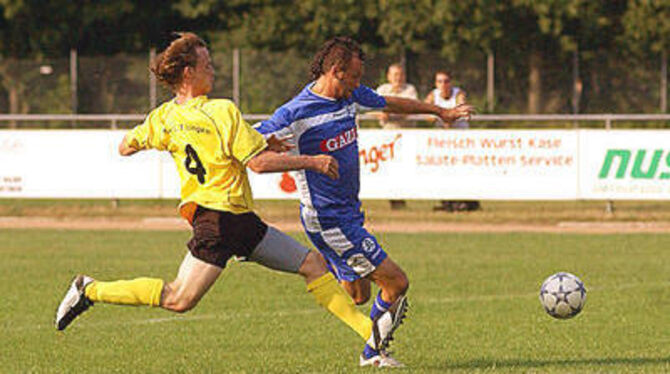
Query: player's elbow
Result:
<box><xmin>118</xmin><ymin>141</ymin><xmax>136</xmax><ymax>156</ymax></box>
<box><xmin>247</xmin><ymin>158</ymin><xmax>268</xmax><ymax>173</ymax></box>
<box><xmin>247</xmin><ymin>152</ymin><xmax>274</xmax><ymax>173</ymax></box>
<box><xmin>118</xmin><ymin>144</ymin><xmax>130</xmax><ymax>156</ymax></box>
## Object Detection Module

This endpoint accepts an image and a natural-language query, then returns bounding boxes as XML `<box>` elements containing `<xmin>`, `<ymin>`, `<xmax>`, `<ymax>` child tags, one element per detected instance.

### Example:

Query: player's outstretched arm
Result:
<box><xmin>247</xmin><ymin>151</ymin><xmax>339</xmax><ymax>180</ymax></box>
<box><xmin>384</xmin><ymin>96</ymin><xmax>474</xmax><ymax>124</ymax></box>
<box><xmin>118</xmin><ymin>134</ymin><xmax>140</xmax><ymax>156</ymax></box>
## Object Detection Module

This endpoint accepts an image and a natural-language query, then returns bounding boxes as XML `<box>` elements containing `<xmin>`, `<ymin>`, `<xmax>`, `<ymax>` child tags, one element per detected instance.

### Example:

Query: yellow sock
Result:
<box><xmin>307</xmin><ymin>273</ymin><xmax>372</xmax><ymax>341</ymax></box>
<box><xmin>85</xmin><ymin>278</ymin><xmax>164</xmax><ymax>307</ymax></box>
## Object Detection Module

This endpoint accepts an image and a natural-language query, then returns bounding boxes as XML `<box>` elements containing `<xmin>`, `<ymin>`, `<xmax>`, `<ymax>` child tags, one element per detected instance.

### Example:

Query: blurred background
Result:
<box><xmin>0</xmin><ymin>1</ymin><xmax>667</xmax><ymax>124</ymax></box>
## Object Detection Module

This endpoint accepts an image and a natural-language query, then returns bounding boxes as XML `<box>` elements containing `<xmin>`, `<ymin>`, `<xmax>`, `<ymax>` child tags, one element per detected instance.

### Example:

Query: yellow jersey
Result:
<box><xmin>125</xmin><ymin>96</ymin><xmax>267</xmax><ymax>221</ymax></box>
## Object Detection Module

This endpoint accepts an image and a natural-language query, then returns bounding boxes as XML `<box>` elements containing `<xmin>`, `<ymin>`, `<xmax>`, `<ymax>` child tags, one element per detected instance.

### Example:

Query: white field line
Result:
<box><xmin>15</xmin><ymin>281</ymin><xmax>669</xmax><ymax>332</ymax></box>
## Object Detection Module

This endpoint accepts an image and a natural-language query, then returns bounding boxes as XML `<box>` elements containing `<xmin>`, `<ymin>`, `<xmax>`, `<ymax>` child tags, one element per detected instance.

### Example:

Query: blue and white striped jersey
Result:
<box><xmin>255</xmin><ymin>83</ymin><xmax>386</xmax><ymax>231</ymax></box>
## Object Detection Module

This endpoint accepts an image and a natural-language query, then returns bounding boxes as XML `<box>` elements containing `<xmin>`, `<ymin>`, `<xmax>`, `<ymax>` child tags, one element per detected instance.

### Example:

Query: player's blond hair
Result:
<box><xmin>150</xmin><ymin>32</ymin><xmax>207</xmax><ymax>92</ymax></box>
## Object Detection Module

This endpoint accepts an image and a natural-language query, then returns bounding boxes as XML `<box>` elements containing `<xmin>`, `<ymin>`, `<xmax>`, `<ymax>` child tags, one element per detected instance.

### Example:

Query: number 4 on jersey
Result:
<box><xmin>184</xmin><ymin>144</ymin><xmax>206</xmax><ymax>184</ymax></box>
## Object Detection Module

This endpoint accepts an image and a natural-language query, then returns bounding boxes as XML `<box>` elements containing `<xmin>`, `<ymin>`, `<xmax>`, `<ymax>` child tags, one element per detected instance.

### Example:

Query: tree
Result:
<box><xmin>0</xmin><ymin>0</ymin><xmax>209</xmax><ymax>117</ymax></box>
<box><xmin>622</xmin><ymin>0</ymin><xmax>670</xmax><ymax>112</ymax></box>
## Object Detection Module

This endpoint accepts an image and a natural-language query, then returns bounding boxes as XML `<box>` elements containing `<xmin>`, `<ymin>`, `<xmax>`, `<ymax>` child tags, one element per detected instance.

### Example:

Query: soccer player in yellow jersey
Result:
<box><xmin>55</xmin><ymin>32</ymin><xmax>391</xmax><ymax>357</ymax></box>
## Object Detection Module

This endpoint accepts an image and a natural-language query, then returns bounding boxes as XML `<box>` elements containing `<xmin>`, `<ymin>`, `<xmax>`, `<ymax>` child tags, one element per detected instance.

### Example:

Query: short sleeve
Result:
<box><xmin>253</xmin><ymin>107</ymin><xmax>294</xmax><ymax>139</ymax></box>
<box><xmin>228</xmin><ymin>104</ymin><xmax>268</xmax><ymax>165</ymax></box>
<box><xmin>353</xmin><ymin>85</ymin><xmax>387</xmax><ymax>110</ymax></box>
<box><xmin>125</xmin><ymin>108</ymin><xmax>169</xmax><ymax>151</ymax></box>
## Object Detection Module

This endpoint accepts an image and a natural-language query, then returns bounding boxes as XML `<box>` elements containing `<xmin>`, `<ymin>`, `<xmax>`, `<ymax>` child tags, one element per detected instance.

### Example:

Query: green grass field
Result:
<box><xmin>1</xmin><ymin>229</ymin><xmax>669</xmax><ymax>373</ymax></box>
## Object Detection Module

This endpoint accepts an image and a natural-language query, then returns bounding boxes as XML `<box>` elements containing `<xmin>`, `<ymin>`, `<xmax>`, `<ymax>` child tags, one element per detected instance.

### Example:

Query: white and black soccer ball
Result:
<box><xmin>539</xmin><ymin>272</ymin><xmax>586</xmax><ymax>319</ymax></box>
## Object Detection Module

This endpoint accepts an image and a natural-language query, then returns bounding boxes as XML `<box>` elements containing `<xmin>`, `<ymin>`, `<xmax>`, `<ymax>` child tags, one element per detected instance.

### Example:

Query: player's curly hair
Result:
<box><xmin>150</xmin><ymin>32</ymin><xmax>207</xmax><ymax>92</ymax></box>
<box><xmin>310</xmin><ymin>37</ymin><xmax>365</xmax><ymax>80</ymax></box>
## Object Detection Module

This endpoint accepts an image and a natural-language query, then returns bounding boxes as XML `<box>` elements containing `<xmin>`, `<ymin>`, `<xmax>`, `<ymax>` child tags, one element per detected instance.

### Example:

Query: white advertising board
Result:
<box><xmin>357</xmin><ymin>130</ymin><xmax>578</xmax><ymax>199</ymax></box>
<box><xmin>579</xmin><ymin>130</ymin><xmax>670</xmax><ymax>200</ymax></box>
<box><xmin>1</xmin><ymin>129</ymin><xmax>669</xmax><ymax>200</ymax></box>
<box><xmin>0</xmin><ymin>131</ymin><xmax>162</xmax><ymax>198</ymax></box>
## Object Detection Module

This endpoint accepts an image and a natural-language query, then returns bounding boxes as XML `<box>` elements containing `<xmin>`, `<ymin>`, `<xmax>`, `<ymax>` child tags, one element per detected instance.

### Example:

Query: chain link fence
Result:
<box><xmin>0</xmin><ymin>48</ymin><xmax>667</xmax><ymax>128</ymax></box>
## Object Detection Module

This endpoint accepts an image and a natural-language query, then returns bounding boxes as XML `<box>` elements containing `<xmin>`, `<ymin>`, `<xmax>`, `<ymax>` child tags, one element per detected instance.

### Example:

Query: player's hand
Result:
<box><xmin>311</xmin><ymin>155</ymin><xmax>339</xmax><ymax>180</ymax></box>
<box><xmin>438</xmin><ymin>104</ymin><xmax>474</xmax><ymax>122</ymax></box>
<box><xmin>266</xmin><ymin>134</ymin><xmax>295</xmax><ymax>153</ymax></box>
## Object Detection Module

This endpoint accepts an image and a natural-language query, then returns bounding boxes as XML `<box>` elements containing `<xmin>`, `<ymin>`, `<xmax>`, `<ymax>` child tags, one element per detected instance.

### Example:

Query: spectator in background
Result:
<box><xmin>375</xmin><ymin>63</ymin><xmax>419</xmax><ymax>129</ymax></box>
<box><xmin>425</xmin><ymin>70</ymin><xmax>481</xmax><ymax>212</ymax></box>
<box><xmin>376</xmin><ymin>63</ymin><xmax>418</xmax><ymax>210</ymax></box>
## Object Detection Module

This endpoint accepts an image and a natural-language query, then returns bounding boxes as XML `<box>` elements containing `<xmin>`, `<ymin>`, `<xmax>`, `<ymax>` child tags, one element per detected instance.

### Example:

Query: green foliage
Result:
<box><xmin>0</xmin><ymin>1</ymin><xmax>666</xmax><ymax>115</ymax></box>
<box><xmin>622</xmin><ymin>0</ymin><xmax>670</xmax><ymax>54</ymax></box>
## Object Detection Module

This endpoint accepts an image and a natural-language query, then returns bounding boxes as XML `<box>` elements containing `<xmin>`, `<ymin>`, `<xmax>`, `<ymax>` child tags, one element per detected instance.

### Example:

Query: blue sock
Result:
<box><xmin>363</xmin><ymin>292</ymin><xmax>392</xmax><ymax>358</ymax></box>
<box><xmin>370</xmin><ymin>292</ymin><xmax>392</xmax><ymax>320</ymax></box>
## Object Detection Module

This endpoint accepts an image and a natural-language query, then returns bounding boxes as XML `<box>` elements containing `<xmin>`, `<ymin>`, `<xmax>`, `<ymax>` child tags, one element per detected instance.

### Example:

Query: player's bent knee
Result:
<box><xmin>385</xmin><ymin>272</ymin><xmax>409</xmax><ymax>300</ymax></box>
<box><xmin>298</xmin><ymin>251</ymin><xmax>328</xmax><ymax>278</ymax></box>
<box><xmin>394</xmin><ymin>271</ymin><xmax>410</xmax><ymax>295</ymax></box>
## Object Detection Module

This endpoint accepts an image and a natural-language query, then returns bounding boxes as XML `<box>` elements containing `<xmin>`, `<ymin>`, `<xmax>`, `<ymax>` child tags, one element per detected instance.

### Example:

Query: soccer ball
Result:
<box><xmin>539</xmin><ymin>272</ymin><xmax>586</xmax><ymax>319</ymax></box>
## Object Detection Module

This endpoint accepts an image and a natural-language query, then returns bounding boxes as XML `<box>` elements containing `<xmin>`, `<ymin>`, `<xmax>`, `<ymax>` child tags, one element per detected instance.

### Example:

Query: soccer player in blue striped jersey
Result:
<box><xmin>255</xmin><ymin>37</ymin><xmax>473</xmax><ymax>368</ymax></box>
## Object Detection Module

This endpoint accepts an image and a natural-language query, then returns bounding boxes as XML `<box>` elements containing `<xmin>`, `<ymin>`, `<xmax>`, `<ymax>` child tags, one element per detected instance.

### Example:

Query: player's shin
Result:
<box><xmin>363</xmin><ymin>291</ymin><xmax>392</xmax><ymax>357</ymax></box>
<box><xmin>84</xmin><ymin>277</ymin><xmax>164</xmax><ymax>306</ymax></box>
<box><xmin>307</xmin><ymin>272</ymin><xmax>372</xmax><ymax>341</ymax></box>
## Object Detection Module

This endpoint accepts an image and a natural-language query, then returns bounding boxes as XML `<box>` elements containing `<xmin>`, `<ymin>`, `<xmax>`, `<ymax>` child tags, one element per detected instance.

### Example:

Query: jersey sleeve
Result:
<box><xmin>227</xmin><ymin>104</ymin><xmax>268</xmax><ymax>165</ymax></box>
<box><xmin>124</xmin><ymin>108</ymin><xmax>169</xmax><ymax>151</ymax></box>
<box><xmin>253</xmin><ymin>107</ymin><xmax>295</xmax><ymax>139</ymax></box>
<box><xmin>353</xmin><ymin>85</ymin><xmax>387</xmax><ymax>111</ymax></box>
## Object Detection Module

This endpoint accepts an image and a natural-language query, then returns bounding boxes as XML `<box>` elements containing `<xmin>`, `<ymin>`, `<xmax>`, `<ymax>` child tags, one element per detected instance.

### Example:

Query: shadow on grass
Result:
<box><xmin>432</xmin><ymin>356</ymin><xmax>670</xmax><ymax>371</ymax></box>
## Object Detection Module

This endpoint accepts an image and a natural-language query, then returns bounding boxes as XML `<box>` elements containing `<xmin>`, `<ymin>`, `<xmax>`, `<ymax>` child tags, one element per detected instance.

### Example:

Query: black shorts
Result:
<box><xmin>187</xmin><ymin>206</ymin><xmax>268</xmax><ymax>268</ymax></box>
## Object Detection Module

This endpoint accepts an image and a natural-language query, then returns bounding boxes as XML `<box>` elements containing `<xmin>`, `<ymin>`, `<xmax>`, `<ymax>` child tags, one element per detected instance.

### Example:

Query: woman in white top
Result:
<box><xmin>424</xmin><ymin>70</ymin><xmax>469</xmax><ymax>129</ymax></box>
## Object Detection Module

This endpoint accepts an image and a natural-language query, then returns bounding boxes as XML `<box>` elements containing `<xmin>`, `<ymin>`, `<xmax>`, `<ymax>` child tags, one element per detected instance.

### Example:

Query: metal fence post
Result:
<box><xmin>572</xmin><ymin>49</ymin><xmax>581</xmax><ymax>128</ymax></box>
<box><xmin>605</xmin><ymin>115</ymin><xmax>614</xmax><ymax>214</ymax></box>
<box><xmin>70</xmin><ymin>49</ymin><xmax>78</xmax><ymax>127</ymax></box>
<box><xmin>150</xmin><ymin>48</ymin><xmax>157</xmax><ymax>109</ymax></box>
<box><xmin>111</xmin><ymin>117</ymin><xmax>119</xmax><ymax>208</ymax></box>
<box><xmin>233</xmin><ymin>48</ymin><xmax>240</xmax><ymax>107</ymax></box>
<box><xmin>487</xmin><ymin>52</ymin><xmax>495</xmax><ymax>112</ymax></box>
<box><xmin>662</xmin><ymin>50</ymin><xmax>667</xmax><ymax>113</ymax></box>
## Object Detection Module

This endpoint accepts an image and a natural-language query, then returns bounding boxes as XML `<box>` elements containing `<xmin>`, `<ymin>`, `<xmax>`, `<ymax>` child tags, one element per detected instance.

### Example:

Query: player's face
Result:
<box><xmin>335</xmin><ymin>56</ymin><xmax>363</xmax><ymax>99</ymax></box>
<box><xmin>435</xmin><ymin>73</ymin><xmax>451</xmax><ymax>95</ymax></box>
<box><xmin>387</xmin><ymin>66</ymin><xmax>405</xmax><ymax>87</ymax></box>
<box><xmin>190</xmin><ymin>47</ymin><xmax>214</xmax><ymax>95</ymax></box>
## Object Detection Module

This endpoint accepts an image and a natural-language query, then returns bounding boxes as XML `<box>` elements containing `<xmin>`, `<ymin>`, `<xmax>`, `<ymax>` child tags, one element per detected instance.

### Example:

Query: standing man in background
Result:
<box><xmin>425</xmin><ymin>70</ymin><xmax>481</xmax><ymax>212</ymax></box>
<box><xmin>376</xmin><ymin>63</ymin><xmax>419</xmax><ymax>129</ymax></box>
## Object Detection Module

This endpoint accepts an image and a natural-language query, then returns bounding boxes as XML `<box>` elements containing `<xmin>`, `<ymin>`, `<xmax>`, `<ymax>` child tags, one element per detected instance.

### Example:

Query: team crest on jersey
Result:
<box><xmin>320</xmin><ymin>127</ymin><xmax>357</xmax><ymax>152</ymax></box>
<box><xmin>361</xmin><ymin>237</ymin><xmax>376</xmax><ymax>253</ymax></box>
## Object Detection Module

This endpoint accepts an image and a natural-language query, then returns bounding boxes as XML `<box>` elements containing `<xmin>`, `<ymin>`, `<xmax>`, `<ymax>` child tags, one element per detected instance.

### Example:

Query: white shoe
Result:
<box><xmin>367</xmin><ymin>295</ymin><xmax>409</xmax><ymax>351</ymax></box>
<box><xmin>359</xmin><ymin>352</ymin><xmax>405</xmax><ymax>368</ymax></box>
<box><xmin>55</xmin><ymin>275</ymin><xmax>94</xmax><ymax>331</ymax></box>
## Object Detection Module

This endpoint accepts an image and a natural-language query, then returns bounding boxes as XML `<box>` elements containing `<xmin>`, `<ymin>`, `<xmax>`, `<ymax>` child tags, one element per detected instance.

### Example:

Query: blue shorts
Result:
<box><xmin>303</xmin><ymin>221</ymin><xmax>388</xmax><ymax>282</ymax></box>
